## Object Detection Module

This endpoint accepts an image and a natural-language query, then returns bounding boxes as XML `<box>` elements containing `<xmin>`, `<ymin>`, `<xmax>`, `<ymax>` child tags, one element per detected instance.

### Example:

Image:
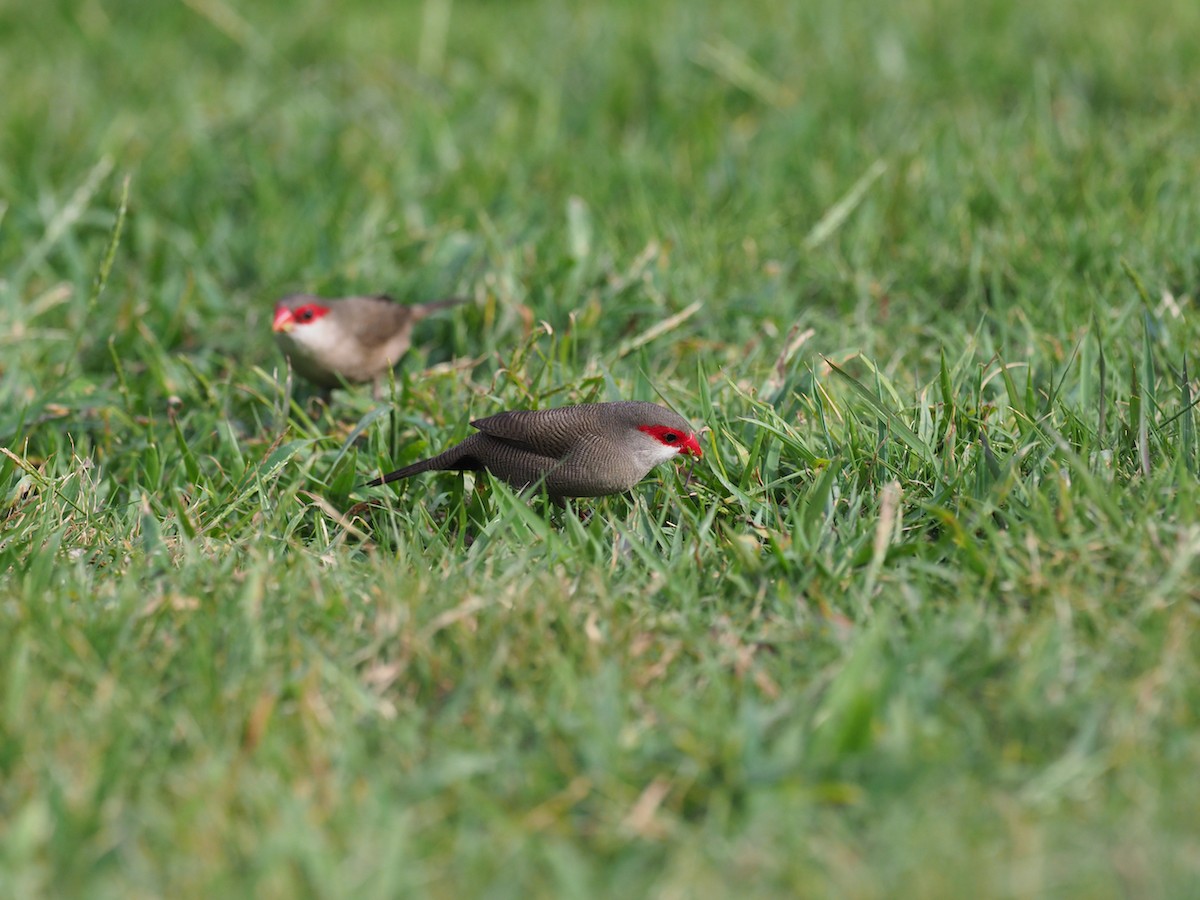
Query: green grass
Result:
<box><xmin>3</xmin><ymin>0</ymin><xmax>1200</xmax><ymax>896</ymax></box>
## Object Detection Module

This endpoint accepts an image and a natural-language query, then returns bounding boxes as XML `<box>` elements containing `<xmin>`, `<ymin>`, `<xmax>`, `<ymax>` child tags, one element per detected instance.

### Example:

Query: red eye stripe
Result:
<box><xmin>293</xmin><ymin>303</ymin><xmax>331</xmax><ymax>324</ymax></box>
<box><xmin>638</xmin><ymin>424</ymin><xmax>703</xmax><ymax>458</ymax></box>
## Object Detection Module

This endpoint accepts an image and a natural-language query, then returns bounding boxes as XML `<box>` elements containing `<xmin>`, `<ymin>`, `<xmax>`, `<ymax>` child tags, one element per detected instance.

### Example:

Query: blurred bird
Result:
<box><xmin>272</xmin><ymin>293</ymin><xmax>463</xmax><ymax>390</ymax></box>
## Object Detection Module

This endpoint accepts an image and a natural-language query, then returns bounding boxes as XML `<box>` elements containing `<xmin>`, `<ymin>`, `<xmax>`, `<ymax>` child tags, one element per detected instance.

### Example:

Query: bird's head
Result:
<box><xmin>619</xmin><ymin>404</ymin><xmax>704</xmax><ymax>485</ymax></box>
<box><xmin>637</xmin><ymin>423</ymin><xmax>704</xmax><ymax>459</ymax></box>
<box><xmin>272</xmin><ymin>296</ymin><xmax>332</xmax><ymax>335</ymax></box>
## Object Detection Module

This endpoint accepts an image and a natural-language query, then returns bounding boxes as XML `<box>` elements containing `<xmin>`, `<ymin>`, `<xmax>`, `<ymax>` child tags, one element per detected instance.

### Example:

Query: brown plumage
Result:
<box><xmin>367</xmin><ymin>401</ymin><xmax>703</xmax><ymax>500</ymax></box>
<box><xmin>272</xmin><ymin>293</ymin><xmax>463</xmax><ymax>389</ymax></box>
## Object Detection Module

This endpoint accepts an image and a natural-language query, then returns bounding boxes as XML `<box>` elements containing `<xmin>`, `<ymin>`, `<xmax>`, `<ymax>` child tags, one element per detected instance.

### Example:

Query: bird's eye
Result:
<box><xmin>298</xmin><ymin>307</ymin><xmax>315</xmax><ymax>321</ymax></box>
<box><xmin>663</xmin><ymin>433</ymin><xmax>679</xmax><ymax>443</ymax></box>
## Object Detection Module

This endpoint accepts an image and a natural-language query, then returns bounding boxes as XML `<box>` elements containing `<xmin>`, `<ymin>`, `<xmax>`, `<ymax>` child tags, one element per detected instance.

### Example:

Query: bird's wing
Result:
<box><xmin>470</xmin><ymin>407</ymin><xmax>586</xmax><ymax>458</ymax></box>
<box><xmin>339</xmin><ymin>296</ymin><xmax>414</xmax><ymax>350</ymax></box>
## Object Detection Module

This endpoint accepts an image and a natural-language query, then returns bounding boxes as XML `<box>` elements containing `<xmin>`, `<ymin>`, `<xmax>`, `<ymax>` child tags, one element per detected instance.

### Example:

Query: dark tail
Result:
<box><xmin>365</xmin><ymin>458</ymin><xmax>438</xmax><ymax>487</ymax></box>
<box><xmin>412</xmin><ymin>296</ymin><xmax>468</xmax><ymax>320</ymax></box>
<box><xmin>364</xmin><ymin>434</ymin><xmax>483</xmax><ymax>488</ymax></box>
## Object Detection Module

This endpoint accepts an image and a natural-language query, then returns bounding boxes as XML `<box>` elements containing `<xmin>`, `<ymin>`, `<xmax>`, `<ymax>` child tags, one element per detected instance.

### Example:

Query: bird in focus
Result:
<box><xmin>367</xmin><ymin>401</ymin><xmax>703</xmax><ymax>501</ymax></box>
<box><xmin>271</xmin><ymin>293</ymin><xmax>463</xmax><ymax>390</ymax></box>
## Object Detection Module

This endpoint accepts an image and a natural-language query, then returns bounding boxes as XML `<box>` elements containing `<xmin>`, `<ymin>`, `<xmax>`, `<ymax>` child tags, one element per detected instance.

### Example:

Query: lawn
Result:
<box><xmin>2</xmin><ymin>0</ymin><xmax>1200</xmax><ymax>896</ymax></box>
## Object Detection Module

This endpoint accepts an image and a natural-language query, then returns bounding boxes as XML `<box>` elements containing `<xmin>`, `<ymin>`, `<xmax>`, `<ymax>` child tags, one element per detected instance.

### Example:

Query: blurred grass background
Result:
<box><xmin>2</xmin><ymin>0</ymin><xmax>1200</xmax><ymax>896</ymax></box>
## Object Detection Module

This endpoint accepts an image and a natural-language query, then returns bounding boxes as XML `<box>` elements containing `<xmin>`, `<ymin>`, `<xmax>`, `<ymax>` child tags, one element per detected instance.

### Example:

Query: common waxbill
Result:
<box><xmin>367</xmin><ymin>401</ymin><xmax>703</xmax><ymax>500</ymax></box>
<box><xmin>271</xmin><ymin>293</ymin><xmax>463</xmax><ymax>389</ymax></box>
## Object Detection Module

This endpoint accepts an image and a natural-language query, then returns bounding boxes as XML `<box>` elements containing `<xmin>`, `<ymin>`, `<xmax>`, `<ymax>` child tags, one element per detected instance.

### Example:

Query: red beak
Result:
<box><xmin>680</xmin><ymin>433</ymin><xmax>703</xmax><ymax>459</ymax></box>
<box><xmin>272</xmin><ymin>305</ymin><xmax>295</xmax><ymax>333</ymax></box>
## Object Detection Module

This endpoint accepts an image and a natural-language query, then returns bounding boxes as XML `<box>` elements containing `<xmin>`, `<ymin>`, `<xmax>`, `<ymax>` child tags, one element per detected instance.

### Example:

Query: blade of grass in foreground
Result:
<box><xmin>825</xmin><ymin>358</ymin><xmax>937</xmax><ymax>472</ymax></box>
